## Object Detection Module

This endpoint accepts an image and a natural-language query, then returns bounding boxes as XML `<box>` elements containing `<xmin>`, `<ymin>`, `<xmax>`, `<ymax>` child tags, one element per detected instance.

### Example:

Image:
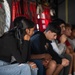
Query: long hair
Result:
<box><xmin>13</xmin><ymin>16</ymin><xmax>35</xmax><ymax>49</ymax></box>
<box><xmin>13</xmin><ymin>16</ymin><xmax>35</xmax><ymax>38</ymax></box>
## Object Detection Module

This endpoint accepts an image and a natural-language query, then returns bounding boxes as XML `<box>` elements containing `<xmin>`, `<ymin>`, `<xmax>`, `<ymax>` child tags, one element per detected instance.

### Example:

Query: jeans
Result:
<box><xmin>0</xmin><ymin>60</ymin><xmax>38</xmax><ymax>75</ymax></box>
<box><xmin>31</xmin><ymin>59</ymin><xmax>45</xmax><ymax>75</ymax></box>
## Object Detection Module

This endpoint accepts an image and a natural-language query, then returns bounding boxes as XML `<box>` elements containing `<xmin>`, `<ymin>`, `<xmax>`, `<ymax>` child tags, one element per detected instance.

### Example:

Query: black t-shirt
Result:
<box><xmin>30</xmin><ymin>31</ymin><xmax>62</xmax><ymax>64</ymax></box>
<box><xmin>0</xmin><ymin>32</ymin><xmax>30</xmax><ymax>63</ymax></box>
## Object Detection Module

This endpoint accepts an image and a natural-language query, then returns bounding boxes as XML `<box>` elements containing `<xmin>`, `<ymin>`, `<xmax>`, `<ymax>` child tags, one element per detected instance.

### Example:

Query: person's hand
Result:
<box><xmin>42</xmin><ymin>59</ymin><xmax>50</xmax><ymax>67</ymax></box>
<box><xmin>24</xmin><ymin>34</ymin><xmax>31</xmax><ymax>41</ymax></box>
<box><xmin>61</xmin><ymin>58</ymin><xmax>69</xmax><ymax>67</ymax></box>
<box><xmin>60</xmin><ymin>34</ymin><xmax>67</xmax><ymax>44</ymax></box>
<box><xmin>42</xmin><ymin>53</ymin><xmax>52</xmax><ymax>67</ymax></box>
<box><xmin>28</xmin><ymin>62</ymin><xmax>37</xmax><ymax>69</ymax></box>
<box><xmin>42</xmin><ymin>54</ymin><xmax>52</xmax><ymax>67</ymax></box>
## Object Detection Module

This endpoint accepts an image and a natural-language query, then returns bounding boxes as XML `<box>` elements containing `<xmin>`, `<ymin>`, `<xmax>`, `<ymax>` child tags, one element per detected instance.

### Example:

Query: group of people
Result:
<box><xmin>0</xmin><ymin>16</ymin><xmax>75</xmax><ymax>75</ymax></box>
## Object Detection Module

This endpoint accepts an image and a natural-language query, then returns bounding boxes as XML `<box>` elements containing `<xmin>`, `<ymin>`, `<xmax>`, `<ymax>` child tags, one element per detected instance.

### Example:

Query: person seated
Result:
<box><xmin>30</xmin><ymin>21</ymin><xmax>69</xmax><ymax>75</ymax></box>
<box><xmin>50</xmin><ymin>19</ymin><xmax>72</xmax><ymax>75</ymax></box>
<box><xmin>64</xmin><ymin>24</ymin><xmax>75</xmax><ymax>75</ymax></box>
<box><xmin>0</xmin><ymin>16</ymin><xmax>38</xmax><ymax>75</ymax></box>
<box><xmin>68</xmin><ymin>25</ymin><xmax>75</xmax><ymax>51</ymax></box>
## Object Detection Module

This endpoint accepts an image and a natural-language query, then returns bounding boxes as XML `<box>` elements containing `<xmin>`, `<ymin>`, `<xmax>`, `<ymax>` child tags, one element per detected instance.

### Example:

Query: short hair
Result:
<box><xmin>53</xmin><ymin>18</ymin><xmax>66</xmax><ymax>27</ymax></box>
<box><xmin>45</xmin><ymin>21</ymin><xmax>60</xmax><ymax>34</ymax></box>
<box><xmin>65</xmin><ymin>23</ymin><xmax>72</xmax><ymax>29</ymax></box>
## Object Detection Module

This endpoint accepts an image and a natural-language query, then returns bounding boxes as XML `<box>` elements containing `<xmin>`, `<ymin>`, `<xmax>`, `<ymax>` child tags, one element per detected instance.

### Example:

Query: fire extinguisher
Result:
<box><xmin>37</xmin><ymin>4</ymin><xmax>52</xmax><ymax>32</ymax></box>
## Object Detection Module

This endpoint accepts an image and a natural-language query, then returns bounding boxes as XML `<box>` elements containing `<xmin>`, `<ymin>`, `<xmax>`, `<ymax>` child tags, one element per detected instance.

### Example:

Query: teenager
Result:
<box><xmin>30</xmin><ymin>21</ymin><xmax>69</xmax><ymax>75</ymax></box>
<box><xmin>0</xmin><ymin>16</ymin><xmax>38</xmax><ymax>75</ymax></box>
<box><xmin>52</xmin><ymin>19</ymin><xmax>72</xmax><ymax>75</ymax></box>
<box><xmin>68</xmin><ymin>25</ymin><xmax>75</xmax><ymax>51</ymax></box>
<box><xmin>64</xmin><ymin>24</ymin><xmax>75</xmax><ymax>75</ymax></box>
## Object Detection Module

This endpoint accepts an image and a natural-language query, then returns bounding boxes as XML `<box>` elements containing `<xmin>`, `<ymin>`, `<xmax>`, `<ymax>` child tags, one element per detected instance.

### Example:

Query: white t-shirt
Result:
<box><xmin>51</xmin><ymin>40</ymin><xmax>66</xmax><ymax>56</ymax></box>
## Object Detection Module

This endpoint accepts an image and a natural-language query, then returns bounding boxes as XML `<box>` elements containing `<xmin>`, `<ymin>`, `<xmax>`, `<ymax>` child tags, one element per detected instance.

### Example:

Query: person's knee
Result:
<box><xmin>48</xmin><ymin>60</ymin><xmax>57</xmax><ymax>69</ymax></box>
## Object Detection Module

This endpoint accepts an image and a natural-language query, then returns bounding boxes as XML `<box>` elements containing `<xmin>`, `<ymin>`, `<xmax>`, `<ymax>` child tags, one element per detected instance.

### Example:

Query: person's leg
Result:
<box><xmin>46</xmin><ymin>60</ymin><xmax>57</xmax><ymax>75</ymax></box>
<box><xmin>53</xmin><ymin>64</ymin><xmax>64</xmax><ymax>75</ymax></box>
<box><xmin>31</xmin><ymin>59</ymin><xmax>45</xmax><ymax>75</ymax></box>
<box><xmin>28</xmin><ymin>62</ymin><xmax>38</xmax><ymax>75</ymax></box>
<box><xmin>68</xmin><ymin>54</ymin><xmax>73</xmax><ymax>75</ymax></box>
<box><xmin>64</xmin><ymin>54</ymin><xmax>72</xmax><ymax>75</ymax></box>
<box><xmin>0</xmin><ymin>63</ymin><xmax>31</xmax><ymax>75</ymax></box>
<box><xmin>0</xmin><ymin>60</ymin><xmax>9</xmax><ymax>66</ymax></box>
<box><xmin>72</xmin><ymin>53</ymin><xmax>75</xmax><ymax>75</ymax></box>
<box><xmin>59</xmin><ymin>68</ymin><xmax>64</xmax><ymax>75</ymax></box>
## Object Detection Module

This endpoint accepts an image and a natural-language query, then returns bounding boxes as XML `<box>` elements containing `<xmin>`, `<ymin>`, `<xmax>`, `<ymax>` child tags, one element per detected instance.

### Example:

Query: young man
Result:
<box><xmin>30</xmin><ymin>21</ymin><xmax>69</xmax><ymax>75</ymax></box>
<box><xmin>50</xmin><ymin>19</ymin><xmax>72</xmax><ymax>75</ymax></box>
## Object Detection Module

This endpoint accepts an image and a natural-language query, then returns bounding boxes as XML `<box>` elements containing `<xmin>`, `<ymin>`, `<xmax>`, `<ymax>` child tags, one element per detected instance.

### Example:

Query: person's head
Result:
<box><xmin>71</xmin><ymin>25</ymin><xmax>75</xmax><ymax>38</ymax></box>
<box><xmin>44</xmin><ymin>21</ymin><xmax>59</xmax><ymax>40</ymax></box>
<box><xmin>13</xmin><ymin>16</ymin><xmax>35</xmax><ymax>38</ymax></box>
<box><xmin>64</xmin><ymin>23</ymin><xmax>72</xmax><ymax>37</ymax></box>
<box><xmin>53</xmin><ymin>18</ymin><xmax>66</xmax><ymax>35</ymax></box>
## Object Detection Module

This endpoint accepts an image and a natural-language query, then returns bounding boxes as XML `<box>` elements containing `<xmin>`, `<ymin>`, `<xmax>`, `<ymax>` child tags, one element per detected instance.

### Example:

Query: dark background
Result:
<box><xmin>58</xmin><ymin>0</ymin><xmax>75</xmax><ymax>25</ymax></box>
<box><xmin>7</xmin><ymin>0</ymin><xmax>75</xmax><ymax>25</ymax></box>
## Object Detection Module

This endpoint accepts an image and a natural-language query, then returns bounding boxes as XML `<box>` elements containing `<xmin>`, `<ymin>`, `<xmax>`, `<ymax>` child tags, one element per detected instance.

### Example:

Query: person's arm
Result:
<box><xmin>8</xmin><ymin>36</ymin><xmax>29</xmax><ymax>63</ymax></box>
<box><xmin>55</xmin><ymin>34</ymin><xmax>67</xmax><ymax>55</ymax></box>
<box><xmin>51</xmin><ymin>40</ymin><xmax>60</xmax><ymax>55</ymax></box>
<box><xmin>21</xmin><ymin>40</ymin><xmax>30</xmax><ymax>62</ymax></box>
<box><xmin>12</xmin><ymin>33</ymin><xmax>31</xmax><ymax>63</ymax></box>
<box><xmin>65</xmin><ymin>40</ymin><xmax>74</xmax><ymax>53</ymax></box>
<box><xmin>51</xmin><ymin>40</ymin><xmax>66</xmax><ymax>55</ymax></box>
<box><xmin>48</xmin><ymin>43</ymin><xmax>62</xmax><ymax>64</ymax></box>
<box><xmin>58</xmin><ymin>43</ymin><xmax>66</xmax><ymax>54</ymax></box>
<box><xmin>31</xmin><ymin>54</ymin><xmax>45</xmax><ymax>59</ymax></box>
<box><xmin>31</xmin><ymin>53</ymin><xmax>52</xmax><ymax>60</ymax></box>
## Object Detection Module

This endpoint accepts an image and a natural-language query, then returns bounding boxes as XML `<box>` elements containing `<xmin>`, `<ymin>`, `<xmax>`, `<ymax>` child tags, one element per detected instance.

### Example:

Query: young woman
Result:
<box><xmin>0</xmin><ymin>16</ymin><xmax>38</xmax><ymax>75</ymax></box>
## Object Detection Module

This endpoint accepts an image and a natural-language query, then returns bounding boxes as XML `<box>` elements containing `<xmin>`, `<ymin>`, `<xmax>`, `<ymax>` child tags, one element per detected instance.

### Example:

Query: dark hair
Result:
<box><xmin>71</xmin><ymin>25</ymin><xmax>75</xmax><ymax>31</ymax></box>
<box><xmin>45</xmin><ymin>21</ymin><xmax>60</xmax><ymax>34</ymax></box>
<box><xmin>53</xmin><ymin>18</ymin><xmax>66</xmax><ymax>27</ymax></box>
<box><xmin>13</xmin><ymin>16</ymin><xmax>35</xmax><ymax>36</ymax></box>
<box><xmin>14</xmin><ymin>16</ymin><xmax>35</xmax><ymax>30</ymax></box>
<box><xmin>13</xmin><ymin>16</ymin><xmax>35</xmax><ymax>46</ymax></box>
<box><xmin>52</xmin><ymin>18</ymin><xmax>66</xmax><ymax>35</ymax></box>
